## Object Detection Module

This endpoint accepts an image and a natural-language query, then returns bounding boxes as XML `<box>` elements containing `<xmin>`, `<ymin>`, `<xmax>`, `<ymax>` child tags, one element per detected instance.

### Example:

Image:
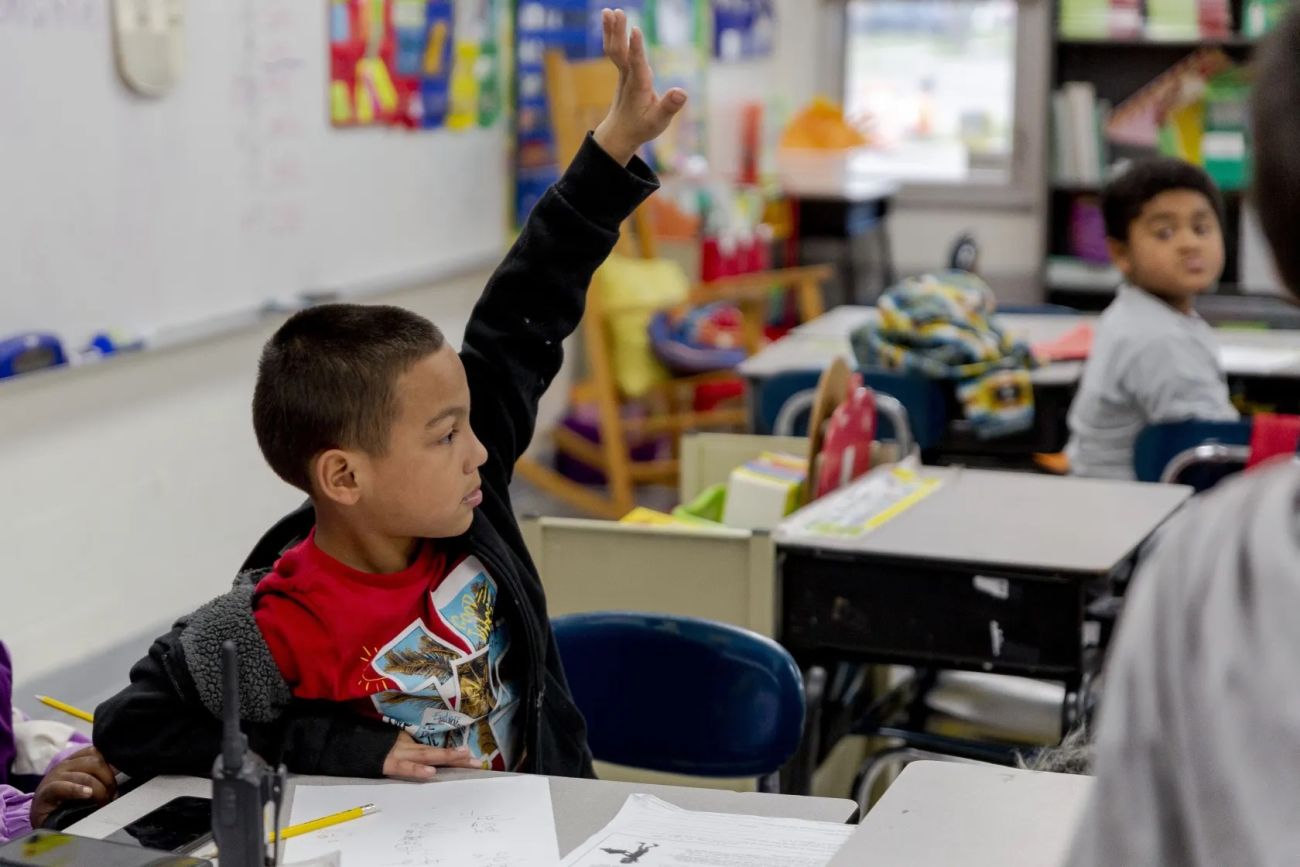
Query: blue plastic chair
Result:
<box><xmin>755</xmin><ymin>368</ymin><xmax>949</xmax><ymax>450</ymax></box>
<box><xmin>1134</xmin><ymin>419</ymin><xmax>1253</xmax><ymax>491</ymax></box>
<box><xmin>552</xmin><ymin>612</ymin><xmax>808</xmax><ymax>790</ymax></box>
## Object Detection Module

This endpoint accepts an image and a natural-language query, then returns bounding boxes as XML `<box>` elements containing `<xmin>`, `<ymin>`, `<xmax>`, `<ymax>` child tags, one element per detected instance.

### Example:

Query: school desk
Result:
<box><xmin>774</xmin><ymin>467</ymin><xmax>1192</xmax><ymax>740</ymax></box>
<box><xmin>828</xmin><ymin>761</ymin><xmax>1092</xmax><ymax>866</ymax></box>
<box><xmin>742</xmin><ymin>306</ymin><xmax>1300</xmax><ymax>448</ymax></box>
<box><xmin>67</xmin><ymin>769</ymin><xmax>859</xmax><ymax>857</ymax></box>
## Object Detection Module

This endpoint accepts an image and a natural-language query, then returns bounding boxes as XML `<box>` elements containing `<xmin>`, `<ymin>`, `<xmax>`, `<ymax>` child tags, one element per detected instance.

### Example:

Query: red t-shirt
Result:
<box><xmin>253</xmin><ymin>532</ymin><xmax>521</xmax><ymax>771</ymax></box>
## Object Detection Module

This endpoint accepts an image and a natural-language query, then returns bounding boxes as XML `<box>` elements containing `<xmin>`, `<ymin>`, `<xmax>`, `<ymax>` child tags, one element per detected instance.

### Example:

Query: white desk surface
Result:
<box><xmin>67</xmin><ymin>770</ymin><xmax>858</xmax><ymax>857</ymax></box>
<box><xmin>829</xmin><ymin>762</ymin><xmax>1092</xmax><ymax>867</ymax></box>
<box><xmin>776</xmin><ymin>466</ymin><xmax>1192</xmax><ymax>575</ymax></box>
<box><xmin>740</xmin><ymin>305</ymin><xmax>1300</xmax><ymax>383</ymax></box>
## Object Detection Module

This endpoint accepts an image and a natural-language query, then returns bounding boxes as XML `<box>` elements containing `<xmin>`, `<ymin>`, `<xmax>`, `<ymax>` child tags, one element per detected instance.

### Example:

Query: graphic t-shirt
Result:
<box><xmin>253</xmin><ymin>532</ymin><xmax>521</xmax><ymax>771</ymax></box>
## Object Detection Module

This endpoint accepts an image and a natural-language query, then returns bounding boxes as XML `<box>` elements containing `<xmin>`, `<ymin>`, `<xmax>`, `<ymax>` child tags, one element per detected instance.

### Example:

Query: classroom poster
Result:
<box><xmin>513</xmin><ymin>1</ymin><xmax>646</xmax><ymax>223</ymax></box>
<box><xmin>646</xmin><ymin>0</ymin><xmax>709</xmax><ymax>171</ymax></box>
<box><xmin>712</xmin><ymin>0</ymin><xmax>774</xmax><ymax>61</ymax></box>
<box><xmin>329</xmin><ymin>0</ymin><xmax>504</xmax><ymax>130</ymax></box>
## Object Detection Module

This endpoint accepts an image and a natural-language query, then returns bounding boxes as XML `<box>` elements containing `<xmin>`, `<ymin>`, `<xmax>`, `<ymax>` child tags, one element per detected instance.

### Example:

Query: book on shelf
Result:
<box><xmin>1053</xmin><ymin>82</ymin><xmax>1109</xmax><ymax>186</ymax></box>
<box><xmin>1047</xmin><ymin>256</ymin><xmax>1123</xmax><ymax>293</ymax></box>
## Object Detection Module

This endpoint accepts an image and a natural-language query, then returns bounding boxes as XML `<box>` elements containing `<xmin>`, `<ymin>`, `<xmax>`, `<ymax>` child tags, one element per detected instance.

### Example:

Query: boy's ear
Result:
<box><xmin>1106</xmin><ymin>237</ymin><xmax>1133</xmax><ymax>278</ymax></box>
<box><xmin>313</xmin><ymin>449</ymin><xmax>362</xmax><ymax>506</ymax></box>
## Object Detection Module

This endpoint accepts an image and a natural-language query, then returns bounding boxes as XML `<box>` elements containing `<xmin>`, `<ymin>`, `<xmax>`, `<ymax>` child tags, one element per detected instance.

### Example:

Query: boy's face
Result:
<box><xmin>355</xmin><ymin>346</ymin><xmax>488</xmax><ymax>539</ymax></box>
<box><xmin>1109</xmin><ymin>189</ymin><xmax>1224</xmax><ymax>306</ymax></box>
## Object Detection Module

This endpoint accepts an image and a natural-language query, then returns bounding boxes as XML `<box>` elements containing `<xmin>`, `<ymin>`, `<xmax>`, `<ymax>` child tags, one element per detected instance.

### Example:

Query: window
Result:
<box><xmin>842</xmin><ymin>0</ymin><xmax>1044</xmax><ymax>205</ymax></box>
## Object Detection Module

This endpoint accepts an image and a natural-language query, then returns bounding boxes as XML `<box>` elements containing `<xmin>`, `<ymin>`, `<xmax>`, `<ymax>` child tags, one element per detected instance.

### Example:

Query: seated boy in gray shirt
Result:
<box><xmin>1065</xmin><ymin>158</ymin><xmax>1238</xmax><ymax>479</ymax></box>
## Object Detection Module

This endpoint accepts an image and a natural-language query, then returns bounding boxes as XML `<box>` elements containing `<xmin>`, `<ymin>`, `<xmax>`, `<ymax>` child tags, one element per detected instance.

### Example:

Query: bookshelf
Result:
<box><xmin>1045</xmin><ymin>0</ymin><xmax>1259</xmax><ymax>309</ymax></box>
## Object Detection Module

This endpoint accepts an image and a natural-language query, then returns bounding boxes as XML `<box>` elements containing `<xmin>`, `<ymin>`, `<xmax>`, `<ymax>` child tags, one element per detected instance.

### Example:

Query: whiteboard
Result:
<box><xmin>0</xmin><ymin>0</ymin><xmax>508</xmax><ymax>347</ymax></box>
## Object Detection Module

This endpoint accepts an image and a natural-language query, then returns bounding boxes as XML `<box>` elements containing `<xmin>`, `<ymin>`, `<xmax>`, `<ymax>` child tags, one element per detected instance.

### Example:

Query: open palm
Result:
<box><xmin>593</xmin><ymin>8</ymin><xmax>688</xmax><ymax>165</ymax></box>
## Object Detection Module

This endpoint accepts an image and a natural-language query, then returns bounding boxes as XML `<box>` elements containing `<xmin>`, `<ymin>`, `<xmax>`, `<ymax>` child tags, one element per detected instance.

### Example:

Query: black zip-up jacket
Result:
<box><xmin>92</xmin><ymin>136</ymin><xmax>658</xmax><ymax>781</ymax></box>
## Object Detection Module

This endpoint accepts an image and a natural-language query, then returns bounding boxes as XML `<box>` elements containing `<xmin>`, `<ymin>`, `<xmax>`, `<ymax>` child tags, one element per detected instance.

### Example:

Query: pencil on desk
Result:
<box><xmin>35</xmin><ymin>695</ymin><xmax>94</xmax><ymax>724</ymax></box>
<box><xmin>270</xmin><ymin>803</ymin><xmax>379</xmax><ymax>843</ymax></box>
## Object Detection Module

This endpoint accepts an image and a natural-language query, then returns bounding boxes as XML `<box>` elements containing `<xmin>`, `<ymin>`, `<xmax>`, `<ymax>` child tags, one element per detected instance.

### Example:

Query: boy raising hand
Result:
<box><xmin>95</xmin><ymin>10</ymin><xmax>685</xmax><ymax>781</ymax></box>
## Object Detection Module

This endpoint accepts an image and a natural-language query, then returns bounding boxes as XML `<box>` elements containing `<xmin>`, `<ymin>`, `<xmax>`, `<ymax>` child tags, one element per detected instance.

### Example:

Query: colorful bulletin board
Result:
<box><xmin>713</xmin><ymin>0</ymin><xmax>774</xmax><ymax>61</ymax></box>
<box><xmin>646</xmin><ymin>0</ymin><xmax>710</xmax><ymax>170</ymax></box>
<box><xmin>512</xmin><ymin>0</ymin><xmax>712</xmax><ymax>225</ymax></box>
<box><xmin>330</xmin><ymin>0</ymin><xmax>504</xmax><ymax>130</ymax></box>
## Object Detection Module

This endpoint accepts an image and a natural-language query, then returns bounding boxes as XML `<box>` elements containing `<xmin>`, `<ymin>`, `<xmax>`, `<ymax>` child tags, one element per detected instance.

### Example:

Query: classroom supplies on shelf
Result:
<box><xmin>1046</xmin><ymin>256</ymin><xmax>1123</xmax><ymax>292</ymax></box>
<box><xmin>1058</xmin><ymin>0</ymin><xmax>1233</xmax><ymax>38</ymax></box>
<box><xmin>1244</xmin><ymin>0</ymin><xmax>1288</xmax><ymax>37</ymax></box>
<box><xmin>1105</xmin><ymin>47</ymin><xmax>1234</xmax><ymax>148</ymax></box>
<box><xmin>1069</xmin><ymin>197</ymin><xmax>1109</xmax><ymax>264</ymax></box>
<box><xmin>1052</xmin><ymin>82</ymin><xmax>1109</xmax><ymax>186</ymax></box>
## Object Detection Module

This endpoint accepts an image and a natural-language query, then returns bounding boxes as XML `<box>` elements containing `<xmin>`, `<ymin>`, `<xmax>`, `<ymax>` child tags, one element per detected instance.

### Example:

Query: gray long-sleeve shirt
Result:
<box><xmin>1065</xmin><ymin>460</ymin><xmax>1300</xmax><ymax>866</ymax></box>
<box><xmin>1066</xmin><ymin>284</ymin><xmax>1238</xmax><ymax>480</ymax></box>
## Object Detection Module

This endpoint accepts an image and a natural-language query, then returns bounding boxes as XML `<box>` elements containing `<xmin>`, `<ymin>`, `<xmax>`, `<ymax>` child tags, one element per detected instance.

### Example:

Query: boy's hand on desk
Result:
<box><xmin>30</xmin><ymin>747</ymin><xmax>118</xmax><ymax>829</ymax></box>
<box><xmin>383</xmin><ymin>732</ymin><xmax>481</xmax><ymax>780</ymax></box>
<box><xmin>592</xmin><ymin>7</ymin><xmax>688</xmax><ymax>166</ymax></box>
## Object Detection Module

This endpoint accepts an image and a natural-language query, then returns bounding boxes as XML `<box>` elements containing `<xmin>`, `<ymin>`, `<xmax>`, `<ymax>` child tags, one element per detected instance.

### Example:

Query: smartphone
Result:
<box><xmin>103</xmin><ymin>796</ymin><xmax>213</xmax><ymax>854</ymax></box>
<box><xmin>0</xmin><ymin>830</ymin><xmax>211</xmax><ymax>867</ymax></box>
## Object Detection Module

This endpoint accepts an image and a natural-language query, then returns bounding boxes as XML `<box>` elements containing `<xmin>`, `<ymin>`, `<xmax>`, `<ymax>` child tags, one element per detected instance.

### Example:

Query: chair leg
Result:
<box><xmin>779</xmin><ymin>665</ymin><xmax>827</xmax><ymax>796</ymax></box>
<box><xmin>513</xmin><ymin>457</ymin><xmax>626</xmax><ymax>519</ymax></box>
<box><xmin>582</xmin><ymin>310</ymin><xmax>637</xmax><ymax>517</ymax></box>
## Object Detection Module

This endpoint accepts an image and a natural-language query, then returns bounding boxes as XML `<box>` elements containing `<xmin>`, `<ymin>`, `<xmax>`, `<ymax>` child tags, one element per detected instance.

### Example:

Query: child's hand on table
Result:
<box><xmin>383</xmin><ymin>732</ymin><xmax>483</xmax><ymax>780</ymax></box>
<box><xmin>592</xmin><ymin>8</ymin><xmax>688</xmax><ymax>166</ymax></box>
<box><xmin>30</xmin><ymin>747</ymin><xmax>118</xmax><ymax>829</ymax></box>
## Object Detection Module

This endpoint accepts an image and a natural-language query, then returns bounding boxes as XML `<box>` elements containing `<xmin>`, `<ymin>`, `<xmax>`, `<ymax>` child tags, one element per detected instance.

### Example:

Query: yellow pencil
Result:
<box><xmin>269</xmin><ymin>804</ymin><xmax>379</xmax><ymax>843</ymax></box>
<box><xmin>35</xmin><ymin>696</ymin><xmax>94</xmax><ymax>724</ymax></box>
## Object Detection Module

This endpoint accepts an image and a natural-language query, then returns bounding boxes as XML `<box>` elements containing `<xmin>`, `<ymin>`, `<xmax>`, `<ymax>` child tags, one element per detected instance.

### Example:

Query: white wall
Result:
<box><xmin>0</xmin><ymin>270</ymin><xmax>495</xmax><ymax>687</ymax></box>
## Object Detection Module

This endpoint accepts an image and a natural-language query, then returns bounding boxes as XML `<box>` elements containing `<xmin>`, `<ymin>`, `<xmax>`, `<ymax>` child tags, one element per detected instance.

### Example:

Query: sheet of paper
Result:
<box><xmin>1219</xmin><ymin>345</ymin><xmax>1300</xmax><ymax>375</ymax></box>
<box><xmin>775</xmin><ymin>459</ymin><xmax>943</xmax><ymax>547</ymax></box>
<box><xmin>284</xmin><ymin>777</ymin><xmax>560</xmax><ymax>867</ymax></box>
<box><xmin>561</xmin><ymin>794</ymin><xmax>854</xmax><ymax>867</ymax></box>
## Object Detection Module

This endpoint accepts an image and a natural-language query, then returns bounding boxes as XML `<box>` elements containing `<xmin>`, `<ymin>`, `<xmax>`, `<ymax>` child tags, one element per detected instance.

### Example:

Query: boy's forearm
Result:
<box><xmin>460</xmin><ymin>135</ymin><xmax>658</xmax><ymax>469</ymax></box>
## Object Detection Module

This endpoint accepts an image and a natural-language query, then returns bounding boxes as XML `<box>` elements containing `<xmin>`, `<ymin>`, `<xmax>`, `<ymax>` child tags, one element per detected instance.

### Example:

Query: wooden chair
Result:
<box><xmin>513</xmin><ymin>49</ymin><xmax>831</xmax><ymax>518</ymax></box>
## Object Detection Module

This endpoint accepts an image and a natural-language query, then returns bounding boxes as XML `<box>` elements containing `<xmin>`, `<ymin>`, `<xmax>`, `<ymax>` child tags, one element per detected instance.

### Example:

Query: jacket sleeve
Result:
<box><xmin>460</xmin><ymin>134</ymin><xmax>658</xmax><ymax>480</ymax></box>
<box><xmin>94</xmin><ymin>627</ymin><xmax>396</xmax><ymax>780</ymax></box>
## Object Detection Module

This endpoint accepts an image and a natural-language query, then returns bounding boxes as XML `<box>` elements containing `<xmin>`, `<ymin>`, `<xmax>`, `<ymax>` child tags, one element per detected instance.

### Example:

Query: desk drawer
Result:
<box><xmin>779</xmin><ymin>549</ymin><xmax>1090</xmax><ymax>678</ymax></box>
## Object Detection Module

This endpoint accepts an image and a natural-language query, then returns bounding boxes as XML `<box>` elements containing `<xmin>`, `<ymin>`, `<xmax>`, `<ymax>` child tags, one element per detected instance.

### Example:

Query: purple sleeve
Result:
<box><xmin>44</xmin><ymin>733</ymin><xmax>92</xmax><ymax>775</ymax></box>
<box><xmin>0</xmin><ymin>785</ymin><xmax>33</xmax><ymax>845</ymax></box>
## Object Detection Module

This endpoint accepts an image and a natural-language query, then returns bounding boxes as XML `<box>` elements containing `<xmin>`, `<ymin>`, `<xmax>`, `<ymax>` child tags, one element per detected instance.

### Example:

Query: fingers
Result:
<box><xmin>40</xmin><ymin>779</ymin><xmax>97</xmax><ymax>803</ymax></box>
<box><xmin>646</xmin><ymin>88</ymin><xmax>688</xmax><ymax>133</ymax></box>
<box><xmin>401</xmin><ymin>744</ymin><xmax>478</xmax><ymax>768</ymax></box>
<box><xmin>58</xmin><ymin>771</ymin><xmax>113</xmax><ymax>803</ymax></box>
<box><xmin>627</xmin><ymin>25</ymin><xmax>650</xmax><ymax>84</ymax></box>
<box><xmin>603</xmin><ymin>8</ymin><xmax>629</xmax><ymax>71</ymax></box>
<box><xmin>385</xmin><ymin>760</ymin><xmax>438</xmax><ymax>781</ymax></box>
<box><xmin>59</xmin><ymin>751</ymin><xmax>118</xmax><ymax>797</ymax></box>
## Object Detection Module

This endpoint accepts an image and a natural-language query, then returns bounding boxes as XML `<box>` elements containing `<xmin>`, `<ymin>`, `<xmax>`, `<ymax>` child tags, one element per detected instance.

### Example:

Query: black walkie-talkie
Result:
<box><xmin>212</xmin><ymin>641</ymin><xmax>285</xmax><ymax>867</ymax></box>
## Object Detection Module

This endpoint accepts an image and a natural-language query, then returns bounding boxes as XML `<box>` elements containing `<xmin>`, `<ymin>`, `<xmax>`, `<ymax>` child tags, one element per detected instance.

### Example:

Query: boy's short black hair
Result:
<box><xmin>1101</xmin><ymin>157</ymin><xmax>1224</xmax><ymax>242</ymax></box>
<box><xmin>253</xmin><ymin>304</ymin><xmax>446</xmax><ymax>493</ymax></box>
<box><xmin>1251</xmin><ymin>8</ymin><xmax>1300</xmax><ymax>297</ymax></box>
